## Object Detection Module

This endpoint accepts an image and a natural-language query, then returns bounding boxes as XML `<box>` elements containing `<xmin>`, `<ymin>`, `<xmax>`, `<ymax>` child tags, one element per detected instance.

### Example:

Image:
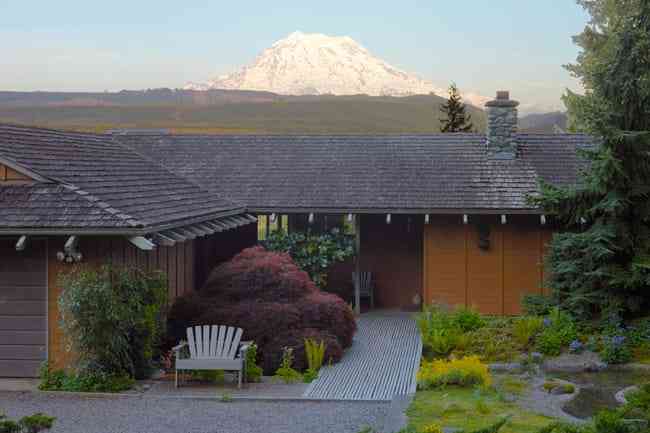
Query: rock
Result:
<box><xmin>489</xmin><ymin>363</ymin><xmax>522</xmax><ymax>373</ymax></box>
<box><xmin>615</xmin><ymin>386</ymin><xmax>639</xmax><ymax>405</ymax></box>
<box><xmin>543</xmin><ymin>351</ymin><xmax>606</xmax><ymax>373</ymax></box>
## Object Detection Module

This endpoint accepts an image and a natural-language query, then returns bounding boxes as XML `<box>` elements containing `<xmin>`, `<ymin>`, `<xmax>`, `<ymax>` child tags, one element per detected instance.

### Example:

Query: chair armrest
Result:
<box><xmin>238</xmin><ymin>341</ymin><xmax>253</xmax><ymax>357</ymax></box>
<box><xmin>172</xmin><ymin>341</ymin><xmax>187</xmax><ymax>354</ymax></box>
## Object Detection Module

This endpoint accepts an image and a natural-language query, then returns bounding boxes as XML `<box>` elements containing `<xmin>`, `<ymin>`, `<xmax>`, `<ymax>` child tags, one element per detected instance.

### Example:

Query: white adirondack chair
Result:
<box><xmin>173</xmin><ymin>325</ymin><xmax>250</xmax><ymax>388</ymax></box>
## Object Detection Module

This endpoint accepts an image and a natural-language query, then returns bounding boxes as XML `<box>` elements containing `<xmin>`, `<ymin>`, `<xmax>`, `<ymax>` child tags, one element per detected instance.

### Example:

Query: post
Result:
<box><xmin>354</xmin><ymin>215</ymin><xmax>361</xmax><ymax>315</ymax></box>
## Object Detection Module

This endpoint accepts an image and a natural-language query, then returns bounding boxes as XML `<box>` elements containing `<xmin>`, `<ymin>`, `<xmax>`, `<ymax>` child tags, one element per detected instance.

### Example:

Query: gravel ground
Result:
<box><xmin>0</xmin><ymin>392</ymin><xmax>392</xmax><ymax>433</ymax></box>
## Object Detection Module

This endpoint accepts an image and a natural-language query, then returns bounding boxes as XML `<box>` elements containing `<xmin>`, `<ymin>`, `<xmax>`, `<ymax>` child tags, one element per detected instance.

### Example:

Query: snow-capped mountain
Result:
<box><xmin>186</xmin><ymin>31</ymin><xmax>489</xmax><ymax>107</ymax></box>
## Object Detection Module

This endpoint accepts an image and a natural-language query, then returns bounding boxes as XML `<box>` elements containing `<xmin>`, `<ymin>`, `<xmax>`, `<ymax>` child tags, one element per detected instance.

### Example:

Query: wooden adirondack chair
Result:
<box><xmin>173</xmin><ymin>325</ymin><xmax>250</xmax><ymax>389</ymax></box>
<box><xmin>352</xmin><ymin>271</ymin><xmax>375</xmax><ymax>309</ymax></box>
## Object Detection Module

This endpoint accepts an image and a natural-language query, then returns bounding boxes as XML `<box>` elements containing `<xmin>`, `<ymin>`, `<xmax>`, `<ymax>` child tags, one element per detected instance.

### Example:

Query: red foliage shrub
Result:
<box><xmin>262</xmin><ymin>328</ymin><xmax>343</xmax><ymax>373</ymax></box>
<box><xmin>203</xmin><ymin>246</ymin><xmax>317</xmax><ymax>302</ymax></box>
<box><xmin>296</xmin><ymin>292</ymin><xmax>356</xmax><ymax>348</ymax></box>
<box><xmin>167</xmin><ymin>246</ymin><xmax>356</xmax><ymax>373</ymax></box>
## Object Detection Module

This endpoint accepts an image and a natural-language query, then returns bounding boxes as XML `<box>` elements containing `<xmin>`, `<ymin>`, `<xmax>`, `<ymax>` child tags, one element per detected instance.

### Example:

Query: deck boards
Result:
<box><xmin>304</xmin><ymin>312</ymin><xmax>422</xmax><ymax>401</ymax></box>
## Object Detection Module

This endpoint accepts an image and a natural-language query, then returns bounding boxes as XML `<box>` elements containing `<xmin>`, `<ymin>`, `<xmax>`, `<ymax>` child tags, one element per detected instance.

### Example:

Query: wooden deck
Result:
<box><xmin>303</xmin><ymin>311</ymin><xmax>422</xmax><ymax>401</ymax></box>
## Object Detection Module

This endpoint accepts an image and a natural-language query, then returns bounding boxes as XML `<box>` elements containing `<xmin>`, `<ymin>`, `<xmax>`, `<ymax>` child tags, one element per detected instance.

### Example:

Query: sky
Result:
<box><xmin>0</xmin><ymin>0</ymin><xmax>590</xmax><ymax>112</ymax></box>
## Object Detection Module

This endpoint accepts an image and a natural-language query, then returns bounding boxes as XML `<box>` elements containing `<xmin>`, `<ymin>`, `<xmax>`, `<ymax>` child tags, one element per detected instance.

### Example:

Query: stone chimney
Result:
<box><xmin>485</xmin><ymin>91</ymin><xmax>519</xmax><ymax>158</ymax></box>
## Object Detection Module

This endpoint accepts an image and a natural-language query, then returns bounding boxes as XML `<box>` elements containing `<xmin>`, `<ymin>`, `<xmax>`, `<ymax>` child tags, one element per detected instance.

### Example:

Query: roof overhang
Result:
<box><xmin>0</xmin><ymin>210</ymin><xmax>256</xmax><ymax>244</ymax></box>
<box><xmin>246</xmin><ymin>207</ymin><xmax>544</xmax><ymax>215</ymax></box>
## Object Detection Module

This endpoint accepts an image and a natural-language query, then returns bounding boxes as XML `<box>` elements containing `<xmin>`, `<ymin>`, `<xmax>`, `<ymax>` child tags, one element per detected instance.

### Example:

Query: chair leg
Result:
<box><xmin>238</xmin><ymin>370</ymin><xmax>242</xmax><ymax>389</ymax></box>
<box><xmin>175</xmin><ymin>368</ymin><xmax>179</xmax><ymax>388</ymax></box>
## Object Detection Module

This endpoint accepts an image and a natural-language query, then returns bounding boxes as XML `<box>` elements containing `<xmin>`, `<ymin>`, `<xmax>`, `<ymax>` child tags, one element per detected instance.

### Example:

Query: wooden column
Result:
<box><xmin>354</xmin><ymin>214</ymin><xmax>361</xmax><ymax>315</ymax></box>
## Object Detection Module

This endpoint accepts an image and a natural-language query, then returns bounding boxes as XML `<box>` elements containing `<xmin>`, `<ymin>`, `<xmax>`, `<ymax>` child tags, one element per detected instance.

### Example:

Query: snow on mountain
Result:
<box><xmin>186</xmin><ymin>31</ymin><xmax>488</xmax><ymax>107</ymax></box>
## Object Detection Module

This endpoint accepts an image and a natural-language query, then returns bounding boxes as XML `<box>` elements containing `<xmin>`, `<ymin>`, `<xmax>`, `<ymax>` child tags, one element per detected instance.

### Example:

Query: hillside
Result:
<box><xmin>519</xmin><ymin>111</ymin><xmax>568</xmax><ymax>133</ymax></box>
<box><xmin>0</xmin><ymin>89</ymin><xmax>488</xmax><ymax>134</ymax></box>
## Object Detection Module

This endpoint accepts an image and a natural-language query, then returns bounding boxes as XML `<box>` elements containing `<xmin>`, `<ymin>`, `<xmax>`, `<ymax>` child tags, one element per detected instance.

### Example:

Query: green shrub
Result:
<box><xmin>453</xmin><ymin>308</ymin><xmax>485</xmax><ymax>333</ymax></box>
<box><xmin>522</xmin><ymin>294</ymin><xmax>555</xmax><ymax>316</ymax></box>
<box><xmin>304</xmin><ymin>338</ymin><xmax>326</xmax><ymax>383</ymax></box>
<box><xmin>513</xmin><ymin>316</ymin><xmax>544</xmax><ymax>347</ymax></box>
<box><xmin>38</xmin><ymin>363</ymin><xmax>133</xmax><ymax>393</ymax></box>
<box><xmin>600</xmin><ymin>335</ymin><xmax>632</xmax><ymax>364</ymax></box>
<box><xmin>273</xmin><ymin>347</ymin><xmax>302</xmax><ymax>384</ymax></box>
<box><xmin>245</xmin><ymin>343</ymin><xmax>263</xmax><ymax>383</ymax></box>
<box><xmin>462</xmin><ymin>317</ymin><xmax>522</xmax><ymax>363</ymax></box>
<box><xmin>58</xmin><ymin>265</ymin><xmax>167</xmax><ymax>379</ymax></box>
<box><xmin>262</xmin><ymin>229</ymin><xmax>355</xmax><ymax>288</ymax></box>
<box><xmin>624</xmin><ymin>383</ymin><xmax>650</xmax><ymax>421</ymax></box>
<box><xmin>0</xmin><ymin>413</ymin><xmax>55</xmax><ymax>433</ymax></box>
<box><xmin>536</xmin><ymin>308</ymin><xmax>577</xmax><ymax>356</ymax></box>
<box><xmin>416</xmin><ymin>305</ymin><xmax>484</xmax><ymax>358</ymax></box>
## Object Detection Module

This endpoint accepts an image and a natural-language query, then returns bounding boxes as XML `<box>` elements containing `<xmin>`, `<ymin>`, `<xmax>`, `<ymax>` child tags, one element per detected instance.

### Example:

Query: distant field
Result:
<box><xmin>0</xmin><ymin>90</ymin><xmax>488</xmax><ymax>134</ymax></box>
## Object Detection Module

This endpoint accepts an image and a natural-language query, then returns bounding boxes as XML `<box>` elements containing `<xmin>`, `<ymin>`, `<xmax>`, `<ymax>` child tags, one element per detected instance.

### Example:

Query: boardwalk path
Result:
<box><xmin>304</xmin><ymin>311</ymin><xmax>422</xmax><ymax>401</ymax></box>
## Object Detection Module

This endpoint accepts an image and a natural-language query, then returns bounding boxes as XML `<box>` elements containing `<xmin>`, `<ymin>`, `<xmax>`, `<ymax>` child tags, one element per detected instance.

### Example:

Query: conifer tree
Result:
<box><xmin>534</xmin><ymin>0</ymin><xmax>650</xmax><ymax>319</ymax></box>
<box><xmin>439</xmin><ymin>83</ymin><xmax>473</xmax><ymax>132</ymax></box>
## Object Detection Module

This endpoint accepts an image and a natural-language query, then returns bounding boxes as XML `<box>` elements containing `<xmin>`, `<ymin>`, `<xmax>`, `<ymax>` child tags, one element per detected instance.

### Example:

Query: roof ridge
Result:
<box><xmin>0</xmin><ymin>122</ymin><xmax>109</xmax><ymax>139</ymax></box>
<box><xmin>62</xmin><ymin>184</ymin><xmax>144</xmax><ymax>228</ymax></box>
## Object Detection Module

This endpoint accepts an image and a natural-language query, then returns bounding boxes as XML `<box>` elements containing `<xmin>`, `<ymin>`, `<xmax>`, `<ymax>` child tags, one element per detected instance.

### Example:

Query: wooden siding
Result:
<box><xmin>424</xmin><ymin>215</ymin><xmax>553</xmax><ymax>315</ymax></box>
<box><xmin>194</xmin><ymin>223</ymin><xmax>257</xmax><ymax>289</ymax></box>
<box><xmin>0</xmin><ymin>238</ymin><xmax>47</xmax><ymax>377</ymax></box>
<box><xmin>47</xmin><ymin>236</ymin><xmax>197</xmax><ymax>369</ymax></box>
<box><xmin>0</xmin><ymin>164</ymin><xmax>32</xmax><ymax>182</ymax></box>
<box><xmin>359</xmin><ymin>214</ymin><xmax>423</xmax><ymax>310</ymax></box>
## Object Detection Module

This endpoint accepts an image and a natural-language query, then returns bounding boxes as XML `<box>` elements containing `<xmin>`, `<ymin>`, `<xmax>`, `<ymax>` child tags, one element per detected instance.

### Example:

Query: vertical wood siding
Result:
<box><xmin>423</xmin><ymin>215</ymin><xmax>553</xmax><ymax>315</ymax></box>
<box><xmin>47</xmin><ymin>236</ymin><xmax>196</xmax><ymax>369</ymax></box>
<box><xmin>359</xmin><ymin>214</ymin><xmax>423</xmax><ymax>310</ymax></box>
<box><xmin>0</xmin><ymin>164</ymin><xmax>32</xmax><ymax>182</ymax></box>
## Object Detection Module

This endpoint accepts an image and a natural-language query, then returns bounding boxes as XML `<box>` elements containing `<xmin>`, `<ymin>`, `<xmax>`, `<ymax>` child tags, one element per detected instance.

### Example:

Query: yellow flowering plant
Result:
<box><xmin>417</xmin><ymin>355</ymin><xmax>491</xmax><ymax>390</ymax></box>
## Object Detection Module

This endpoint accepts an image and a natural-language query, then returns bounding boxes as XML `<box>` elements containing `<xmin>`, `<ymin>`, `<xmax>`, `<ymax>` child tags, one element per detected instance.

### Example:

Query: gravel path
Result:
<box><xmin>0</xmin><ymin>392</ymin><xmax>392</xmax><ymax>433</ymax></box>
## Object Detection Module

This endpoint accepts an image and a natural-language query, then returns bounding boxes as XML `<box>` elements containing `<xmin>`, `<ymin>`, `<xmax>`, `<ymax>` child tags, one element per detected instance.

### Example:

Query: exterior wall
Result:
<box><xmin>359</xmin><ymin>214</ymin><xmax>423</xmax><ymax>310</ymax></box>
<box><xmin>194</xmin><ymin>223</ymin><xmax>258</xmax><ymax>289</ymax></box>
<box><xmin>423</xmin><ymin>215</ymin><xmax>553</xmax><ymax>315</ymax></box>
<box><xmin>46</xmin><ymin>225</ymin><xmax>257</xmax><ymax>369</ymax></box>
<box><xmin>47</xmin><ymin>236</ymin><xmax>197</xmax><ymax>369</ymax></box>
<box><xmin>0</xmin><ymin>164</ymin><xmax>32</xmax><ymax>182</ymax></box>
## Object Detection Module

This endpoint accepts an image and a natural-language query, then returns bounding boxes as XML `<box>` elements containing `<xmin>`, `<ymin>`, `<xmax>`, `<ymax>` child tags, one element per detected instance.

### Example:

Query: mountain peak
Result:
<box><xmin>186</xmin><ymin>32</ymin><xmax>487</xmax><ymax>106</ymax></box>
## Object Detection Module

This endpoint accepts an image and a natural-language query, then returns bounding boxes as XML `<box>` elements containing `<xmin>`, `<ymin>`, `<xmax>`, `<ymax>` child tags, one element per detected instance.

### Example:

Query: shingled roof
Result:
<box><xmin>0</xmin><ymin>124</ymin><xmax>244</xmax><ymax>233</ymax></box>
<box><xmin>119</xmin><ymin>133</ymin><xmax>594</xmax><ymax>214</ymax></box>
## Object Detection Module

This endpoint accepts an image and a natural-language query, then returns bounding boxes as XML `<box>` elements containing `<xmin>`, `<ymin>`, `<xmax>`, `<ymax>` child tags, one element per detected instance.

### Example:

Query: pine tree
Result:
<box><xmin>439</xmin><ymin>83</ymin><xmax>473</xmax><ymax>132</ymax></box>
<box><xmin>534</xmin><ymin>0</ymin><xmax>650</xmax><ymax>319</ymax></box>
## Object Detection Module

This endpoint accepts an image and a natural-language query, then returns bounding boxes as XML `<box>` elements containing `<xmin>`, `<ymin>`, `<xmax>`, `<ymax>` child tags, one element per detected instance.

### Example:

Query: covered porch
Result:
<box><xmin>256</xmin><ymin>211</ymin><xmax>554</xmax><ymax>316</ymax></box>
<box><xmin>257</xmin><ymin>212</ymin><xmax>424</xmax><ymax>314</ymax></box>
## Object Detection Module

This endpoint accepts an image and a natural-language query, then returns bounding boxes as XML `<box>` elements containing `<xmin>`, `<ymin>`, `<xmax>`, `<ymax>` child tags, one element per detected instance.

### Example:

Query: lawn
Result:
<box><xmin>406</xmin><ymin>377</ymin><xmax>553</xmax><ymax>433</ymax></box>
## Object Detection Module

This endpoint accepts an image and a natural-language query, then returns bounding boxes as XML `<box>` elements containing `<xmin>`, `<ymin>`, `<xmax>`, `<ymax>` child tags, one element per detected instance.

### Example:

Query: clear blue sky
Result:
<box><xmin>0</xmin><ymin>0</ymin><xmax>589</xmax><ymax>111</ymax></box>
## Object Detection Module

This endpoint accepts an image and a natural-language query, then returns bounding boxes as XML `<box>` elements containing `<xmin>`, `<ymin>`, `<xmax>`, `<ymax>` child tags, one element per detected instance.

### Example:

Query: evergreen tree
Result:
<box><xmin>534</xmin><ymin>0</ymin><xmax>650</xmax><ymax>319</ymax></box>
<box><xmin>439</xmin><ymin>83</ymin><xmax>473</xmax><ymax>132</ymax></box>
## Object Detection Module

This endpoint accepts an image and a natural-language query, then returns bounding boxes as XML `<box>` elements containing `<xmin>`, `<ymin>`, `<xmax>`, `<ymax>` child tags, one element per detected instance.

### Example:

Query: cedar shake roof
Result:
<box><xmin>0</xmin><ymin>124</ymin><xmax>243</xmax><ymax>232</ymax></box>
<box><xmin>119</xmin><ymin>133</ymin><xmax>595</xmax><ymax>214</ymax></box>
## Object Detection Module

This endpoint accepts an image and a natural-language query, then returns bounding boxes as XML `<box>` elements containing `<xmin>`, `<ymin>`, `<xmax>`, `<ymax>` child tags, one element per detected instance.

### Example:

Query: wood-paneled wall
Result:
<box><xmin>359</xmin><ymin>214</ymin><xmax>423</xmax><ymax>310</ymax></box>
<box><xmin>0</xmin><ymin>164</ymin><xmax>32</xmax><ymax>182</ymax></box>
<box><xmin>423</xmin><ymin>215</ymin><xmax>553</xmax><ymax>315</ymax></box>
<box><xmin>46</xmin><ymin>225</ymin><xmax>258</xmax><ymax>369</ymax></box>
<box><xmin>47</xmin><ymin>236</ymin><xmax>196</xmax><ymax>369</ymax></box>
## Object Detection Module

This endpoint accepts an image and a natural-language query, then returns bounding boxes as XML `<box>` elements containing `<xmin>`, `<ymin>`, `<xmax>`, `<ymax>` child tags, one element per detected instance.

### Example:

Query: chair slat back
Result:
<box><xmin>186</xmin><ymin>325</ymin><xmax>243</xmax><ymax>360</ymax></box>
<box><xmin>353</xmin><ymin>271</ymin><xmax>373</xmax><ymax>295</ymax></box>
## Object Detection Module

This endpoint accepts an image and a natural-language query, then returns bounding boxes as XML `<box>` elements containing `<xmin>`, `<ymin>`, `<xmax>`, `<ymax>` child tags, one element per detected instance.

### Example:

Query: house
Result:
<box><xmin>0</xmin><ymin>91</ymin><xmax>593</xmax><ymax>378</ymax></box>
<box><xmin>0</xmin><ymin>125</ymin><xmax>257</xmax><ymax>377</ymax></box>
<box><xmin>117</xmin><ymin>91</ymin><xmax>592</xmax><ymax>315</ymax></box>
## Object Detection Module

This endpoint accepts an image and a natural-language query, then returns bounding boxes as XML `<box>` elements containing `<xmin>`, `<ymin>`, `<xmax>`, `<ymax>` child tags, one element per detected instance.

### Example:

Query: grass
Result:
<box><xmin>406</xmin><ymin>377</ymin><xmax>552</xmax><ymax>433</ymax></box>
